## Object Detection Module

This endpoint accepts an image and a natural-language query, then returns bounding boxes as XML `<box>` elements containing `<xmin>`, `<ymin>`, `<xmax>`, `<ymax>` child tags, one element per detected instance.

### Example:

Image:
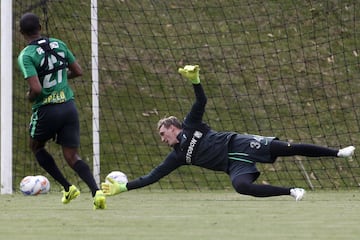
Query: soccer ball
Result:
<box><xmin>35</xmin><ymin>175</ymin><xmax>50</xmax><ymax>194</ymax></box>
<box><xmin>105</xmin><ymin>171</ymin><xmax>128</xmax><ymax>184</ymax></box>
<box><xmin>20</xmin><ymin>176</ymin><xmax>42</xmax><ymax>196</ymax></box>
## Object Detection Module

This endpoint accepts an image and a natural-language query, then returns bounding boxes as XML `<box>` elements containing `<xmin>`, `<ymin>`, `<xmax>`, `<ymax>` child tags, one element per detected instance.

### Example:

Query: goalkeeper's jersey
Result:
<box><xmin>127</xmin><ymin>84</ymin><xmax>238</xmax><ymax>190</ymax></box>
<box><xmin>18</xmin><ymin>37</ymin><xmax>76</xmax><ymax>111</ymax></box>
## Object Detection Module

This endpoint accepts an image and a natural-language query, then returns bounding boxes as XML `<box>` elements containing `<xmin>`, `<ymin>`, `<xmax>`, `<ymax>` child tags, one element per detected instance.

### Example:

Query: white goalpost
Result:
<box><xmin>1</xmin><ymin>0</ymin><xmax>14</xmax><ymax>194</ymax></box>
<box><xmin>0</xmin><ymin>0</ymin><xmax>101</xmax><ymax>193</ymax></box>
<box><xmin>91</xmin><ymin>0</ymin><xmax>101</xmax><ymax>186</ymax></box>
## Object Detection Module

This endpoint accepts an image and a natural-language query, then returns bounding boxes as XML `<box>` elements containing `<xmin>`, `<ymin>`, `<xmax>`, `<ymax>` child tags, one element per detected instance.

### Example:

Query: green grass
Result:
<box><xmin>1</xmin><ymin>190</ymin><xmax>359</xmax><ymax>240</ymax></box>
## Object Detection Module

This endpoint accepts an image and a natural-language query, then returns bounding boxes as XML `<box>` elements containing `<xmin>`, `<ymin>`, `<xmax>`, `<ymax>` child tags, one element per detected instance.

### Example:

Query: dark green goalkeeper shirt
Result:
<box><xmin>127</xmin><ymin>84</ymin><xmax>237</xmax><ymax>190</ymax></box>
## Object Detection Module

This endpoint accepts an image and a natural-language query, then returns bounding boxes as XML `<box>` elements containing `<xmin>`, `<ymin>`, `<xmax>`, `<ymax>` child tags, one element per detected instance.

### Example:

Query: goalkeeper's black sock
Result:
<box><xmin>232</xmin><ymin>173</ymin><xmax>290</xmax><ymax>197</ymax></box>
<box><xmin>73</xmin><ymin>160</ymin><xmax>99</xmax><ymax>197</ymax></box>
<box><xmin>270</xmin><ymin>140</ymin><xmax>338</xmax><ymax>157</ymax></box>
<box><xmin>35</xmin><ymin>148</ymin><xmax>71</xmax><ymax>191</ymax></box>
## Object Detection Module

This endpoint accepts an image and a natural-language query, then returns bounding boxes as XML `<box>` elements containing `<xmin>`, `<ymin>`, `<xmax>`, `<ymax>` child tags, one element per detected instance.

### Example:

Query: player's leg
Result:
<box><xmin>62</xmin><ymin>147</ymin><xmax>106</xmax><ymax>209</ymax></box>
<box><xmin>270</xmin><ymin>140</ymin><xmax>355</xmax><ymax>158</ymax></box>
<box><xmin>231</xmin><ymin>173</ymin><xmax>305</xmax><ymax>200</ymax></box>
<box><xmin>62</xmin><ymin>147</ymin><xmax>100</xmax><ymax>196</ymax></box>
<box><xmin>28</xmin><ymin>107</ymin><xmax>73</xmax><ymax>194</ymax></box>
<box><xmin>30</xmin><ymin>138</ymin><xmax>72</xmax><ymax>191</ymax></box>
<box><xmin>228</xmin><ymin>160</ymin><xmax>291</xmax><ymax>197</ymax></box>
<box><xmin>58</xmin><ymin>100</ymin><xmax>105</xmax><ymax>209</ymax></box>
<box><xmin>232</xmin><ymin>173</ymin><xmax>289</xmax><ymax>197</ymax></box>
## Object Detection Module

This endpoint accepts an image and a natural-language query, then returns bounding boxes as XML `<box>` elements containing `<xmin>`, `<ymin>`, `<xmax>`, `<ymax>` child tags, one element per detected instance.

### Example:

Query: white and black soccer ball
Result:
<box><xmin>20</xmin><ymin>176</ymin><xmax>42</xmax><ymax>196</ymax></box>
<box><xmin>35</xmin><ymin>175</ymin><xmax>51</xmax><ymax>194</ymax></box>
<box><xmin>105</xmin><ymin>171</ymin><xmax>128</xmax><ymax>184</ymax></box>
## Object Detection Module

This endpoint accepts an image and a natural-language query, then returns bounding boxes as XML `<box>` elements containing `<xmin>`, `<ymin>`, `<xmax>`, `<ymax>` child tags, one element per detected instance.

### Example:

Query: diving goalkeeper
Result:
<box><xmin>102</xmin><ymin>65</ymin><xmax>355</xmax><ymax>201</ymax></box>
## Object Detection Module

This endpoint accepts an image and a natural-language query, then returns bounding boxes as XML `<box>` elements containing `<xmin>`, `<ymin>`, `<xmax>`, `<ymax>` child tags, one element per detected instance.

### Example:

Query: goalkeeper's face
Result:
<box><xmin>159</xmin><ymin>125</ymin><xmax>180</xmax><ymax>147</ymax></box>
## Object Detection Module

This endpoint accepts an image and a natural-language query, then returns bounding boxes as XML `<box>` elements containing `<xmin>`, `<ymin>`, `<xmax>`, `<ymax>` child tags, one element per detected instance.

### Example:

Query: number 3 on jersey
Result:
<box><xmin>41</xmin><ymin>52</ymin><xmax>65</xmax><ymax>88</ymax></box>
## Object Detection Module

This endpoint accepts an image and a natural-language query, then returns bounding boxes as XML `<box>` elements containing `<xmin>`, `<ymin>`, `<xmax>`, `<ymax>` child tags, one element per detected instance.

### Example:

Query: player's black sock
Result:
<box><xmin>73</xmin><ymin>160</ymin><xmax>99</xmax><ymax>197</ymax></box>
<box><xmin>35</xmin><ymin>148</ymin><xmax>71</xmax><ymax>191</ymax></box>
<box><xmin>270</xmin><ymin>140</ymin><xmax>338</xmax><ymax>157</ymax></box>
<box><xmin>234</xmin><ymin>182</ymin><xmax>291</xmax><ymax>197</ymax></box>
<box><xmin>232</xmin><ymin>173</ymin><xmax>290</xmax><ymax>197</ymax></box>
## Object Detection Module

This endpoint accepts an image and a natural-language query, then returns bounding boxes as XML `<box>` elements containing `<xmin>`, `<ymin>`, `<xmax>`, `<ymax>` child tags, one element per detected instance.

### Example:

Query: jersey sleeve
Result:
<box><xmin>126</xmin><ymin>151</ymin><xmax>183</xmax><ymax>190</ymax></box>
<box><xmin>183</xmin><ymin>83</ymin><xmax>207</xmax><ymax>127</ymax></box>
<box><xmin>65</xmin><ymin>46</ymin><xmax>76</xmax><ymax>65</ymax></box>
<box><xmin>17</xmin><ymin>49</ymin><xmax>38</xmax><ymax>79</ymax></box>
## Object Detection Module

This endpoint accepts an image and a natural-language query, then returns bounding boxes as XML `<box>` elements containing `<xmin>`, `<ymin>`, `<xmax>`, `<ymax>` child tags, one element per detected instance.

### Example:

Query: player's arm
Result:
<box><xmin>127</xmin><ymin>153</ymin><xmax>182</xmax><ymax>189</ymax></box>
<box><xmin>18</xmin><ymin>53</ymin><xmax>42</xmax><ymax>102</ymax></box>
<box><xmin>102</xmin><ymin>151</ymin><xmax>182</xmax><ymax>196</ymax></box>
<box><xmin>26</xmin><ymin>75</ymin><xmax>42</xmax><ymax>102</ymax></box>
<box><xmin>178</xmin><ymin>65</ymin><xmax>207</xmax><ymax>126</ymax></box>
<box><xmin>60</xmin><ymin>41</ymin><xmax>83</xmax><ymax>80</ymax></box>
<box><xmin>67</xmin><ymin>60</ymin><xmax>82</xmax><ymax>79</ymax></box>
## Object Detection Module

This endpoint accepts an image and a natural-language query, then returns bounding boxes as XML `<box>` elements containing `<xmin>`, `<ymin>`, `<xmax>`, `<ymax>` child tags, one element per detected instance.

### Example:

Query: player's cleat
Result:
<box><xmin>62</xmin><ymin>185</ymin><xmax>80</xmax><ymax>204</ymax></box>
<box><xmin>290</xmin><ymin>188</ymin><xmax>305</xmax><ymax>201</ymax></box>
<box><xmin>337</xmin><ymin>146</ymin><xmax>355</xmax><ymax>157</ymax></box>
<box><xmin>178</xmin><ymin>65</ymin><xmax>200</xmax><ymax>84</ymax></box>
<box><xmin>93</xmin><ymin>190</ymin><xmax>106</xmax><ymax>210</ymax></box>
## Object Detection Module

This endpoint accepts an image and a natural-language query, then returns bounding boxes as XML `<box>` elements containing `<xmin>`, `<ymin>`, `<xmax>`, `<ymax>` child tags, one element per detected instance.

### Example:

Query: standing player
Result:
<box><xmin>102</xmin><ymin>65</ymin><xmax>355</xmax><ymax>201</ymax></box>
<box><xmin>17</xmin><ymin>12</ymin><xmax>106</xmax><ymax>209</ymax></box>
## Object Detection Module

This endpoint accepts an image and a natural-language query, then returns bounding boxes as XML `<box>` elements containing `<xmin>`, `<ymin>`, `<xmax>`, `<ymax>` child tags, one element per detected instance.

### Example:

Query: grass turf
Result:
<box><xmin>1</xmin><ymin>190</ymin><xmax>359</xmax><ymax>240</ymax></box>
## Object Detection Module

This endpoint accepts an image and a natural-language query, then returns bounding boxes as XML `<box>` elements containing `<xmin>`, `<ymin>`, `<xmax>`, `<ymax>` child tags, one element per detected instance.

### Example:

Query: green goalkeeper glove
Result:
<box><xmin>178</xmin><ymin>65</ymin><xmax>200</xmax><ymax>84</ymax></box>
<box><xmin>101</xmin><ymin>177</ymin><xmax>128</xmax><ymax>196</ymax></box>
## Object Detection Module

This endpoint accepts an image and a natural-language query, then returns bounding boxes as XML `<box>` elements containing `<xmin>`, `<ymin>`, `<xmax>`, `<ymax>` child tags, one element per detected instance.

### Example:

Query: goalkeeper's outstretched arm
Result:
<box><xmin>101</xmin><ymin>152</ymin><xmax>182</xmax><ymax>196</ymax></box>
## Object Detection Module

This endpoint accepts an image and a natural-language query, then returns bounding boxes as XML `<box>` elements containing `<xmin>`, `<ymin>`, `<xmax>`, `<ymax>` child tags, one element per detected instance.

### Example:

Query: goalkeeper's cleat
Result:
<box><xmin>61</xmin><ymin>185</ymin><xmax>80</xmax><ymax>204</ymax></box>
<box><xmin>178</xmin><ymin>65</ymin><xmax>200</xmax><ymax>84</ymax></box>
<box><xmin>337</xmin><ymin>146</ymin><xmax>355</xmax><ymax>157</ymax></box>
<box><xmin>290</xmin><ymin>188</ymin><xmax>305</xmax><ymax>201</ymax></box>
<box><xmin>93</xmin><ymin>190</ymin><xmax>106</xmax><ymax>210</ymax></box>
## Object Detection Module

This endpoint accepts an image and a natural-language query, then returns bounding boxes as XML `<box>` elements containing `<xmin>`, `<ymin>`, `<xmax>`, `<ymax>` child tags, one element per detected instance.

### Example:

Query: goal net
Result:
<box><xmin>12</xmin><ymin>0</ymin><xmax>360</xmax><ymax>192</ymax></box>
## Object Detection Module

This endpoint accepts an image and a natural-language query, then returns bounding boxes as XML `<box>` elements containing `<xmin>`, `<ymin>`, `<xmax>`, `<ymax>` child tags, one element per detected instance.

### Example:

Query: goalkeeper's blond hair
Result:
<box><xmin>157</xmin><ymin>116</ymin><xmax>182</xmax><ymax>130</ymax></box>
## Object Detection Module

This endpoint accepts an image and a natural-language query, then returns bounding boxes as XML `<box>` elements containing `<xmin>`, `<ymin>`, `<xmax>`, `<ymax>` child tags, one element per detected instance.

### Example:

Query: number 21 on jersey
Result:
<box><xmin>41</xmin><ymin>52</ymin><xmax>65</xmax><ymax>88</ymax></box>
